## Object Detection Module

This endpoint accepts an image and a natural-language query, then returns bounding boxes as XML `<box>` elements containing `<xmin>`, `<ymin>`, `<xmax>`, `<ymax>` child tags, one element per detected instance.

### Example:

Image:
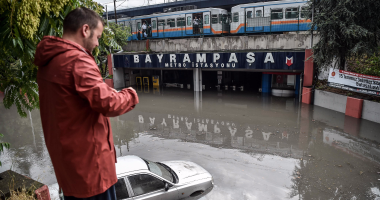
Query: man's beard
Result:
<box><xmin>83</xmin><ymin>30</ymin><xmax>95</xmax><ymax>53</ymax></box>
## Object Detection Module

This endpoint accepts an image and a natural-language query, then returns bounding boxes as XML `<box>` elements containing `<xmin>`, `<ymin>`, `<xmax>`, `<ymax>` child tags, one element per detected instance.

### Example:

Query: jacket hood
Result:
<box><xmin>34</xmin><ymin>36</ymin><xmax>91</xmax><ymax>67</ymax></box>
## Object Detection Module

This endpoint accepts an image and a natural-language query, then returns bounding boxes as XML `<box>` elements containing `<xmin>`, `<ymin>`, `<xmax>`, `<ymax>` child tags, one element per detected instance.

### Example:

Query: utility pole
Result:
<box><xmin>114</xmin><ymin>0</ymin><xmax>117</xmax><ymax>24</ymax></box>
<box><xmin>310</xmin><ymin>0</ymin><xmax>315</xmax><ymax>48</ymax></box>
<box><xmin>106</xmin><ymin>5</ymin><xmax>109</xmax><ymax>26</ymax></box>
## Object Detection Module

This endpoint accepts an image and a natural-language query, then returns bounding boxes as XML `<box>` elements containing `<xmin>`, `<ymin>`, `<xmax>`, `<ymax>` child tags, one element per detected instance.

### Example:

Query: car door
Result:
<box><xmin>127</xmin><ymin>174</ymin><xmax>178</xmax><ymax>200</ymax></box>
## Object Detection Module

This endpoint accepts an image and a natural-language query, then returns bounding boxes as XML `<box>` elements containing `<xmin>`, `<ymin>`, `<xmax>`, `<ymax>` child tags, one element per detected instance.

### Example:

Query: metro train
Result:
<box><xmin>109</xmin><ymin>0</ymin><xmax>310</xmax><ymax>41</ymax></box>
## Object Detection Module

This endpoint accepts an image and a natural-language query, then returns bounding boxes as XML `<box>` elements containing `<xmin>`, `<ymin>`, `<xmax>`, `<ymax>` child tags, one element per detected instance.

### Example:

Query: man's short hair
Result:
<box><xmin>63</xmin><ymin>7</ymin><xmax>104</xmax><ymax>34</ymax></box>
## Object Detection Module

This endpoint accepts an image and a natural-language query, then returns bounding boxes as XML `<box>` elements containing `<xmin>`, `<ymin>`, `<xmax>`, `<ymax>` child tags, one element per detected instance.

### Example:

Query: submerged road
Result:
<box><xmin>1</xmin><ymin>88</ymin><xmax>380</xmax><ymax>199</ymax></box>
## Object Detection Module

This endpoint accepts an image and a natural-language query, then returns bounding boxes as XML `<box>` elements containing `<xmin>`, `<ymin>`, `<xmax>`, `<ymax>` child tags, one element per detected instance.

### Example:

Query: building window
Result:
<box><xmin>233</xmin><ymin>12</ymin><xmax>239</xmax><ymax>22</ymax></box>
<box><xmin>286</xmin><ymin>8</ymin><xmax>299</xmax><ymax>19</ymax></box>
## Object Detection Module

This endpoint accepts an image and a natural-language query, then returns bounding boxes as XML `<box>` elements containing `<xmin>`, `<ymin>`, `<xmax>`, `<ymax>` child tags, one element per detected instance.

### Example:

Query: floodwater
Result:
<box><xmin>1</xmin><ymin>88</ymin><xmax>380</xmax><ymax>200</ymax></box>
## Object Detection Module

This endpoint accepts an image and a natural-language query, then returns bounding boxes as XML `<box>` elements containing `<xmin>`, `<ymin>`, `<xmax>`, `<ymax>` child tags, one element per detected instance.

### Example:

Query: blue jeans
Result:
<box><xmin>64</xmin><ymin>185</ymin><xmax>116</xmax><ymax>200</ymax></box>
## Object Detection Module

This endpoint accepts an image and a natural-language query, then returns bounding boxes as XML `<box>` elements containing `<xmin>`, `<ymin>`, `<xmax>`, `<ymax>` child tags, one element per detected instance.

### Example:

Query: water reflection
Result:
<box><xmin>1</xmin><ymin>88</ymin><xmax>380</xmax><ymax>199</ymax></box>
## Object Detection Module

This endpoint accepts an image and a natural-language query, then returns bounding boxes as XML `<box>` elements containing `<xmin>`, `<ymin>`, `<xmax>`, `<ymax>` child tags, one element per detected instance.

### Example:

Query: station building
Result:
<box><xmin>107</xmin><ymin>34</ymin><xmax>315</xmax><ymax>100</ymax></box>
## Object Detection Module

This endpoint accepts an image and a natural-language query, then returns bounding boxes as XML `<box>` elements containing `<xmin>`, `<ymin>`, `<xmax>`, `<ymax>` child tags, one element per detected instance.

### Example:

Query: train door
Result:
<box><xmin>131</xmin><ymin>20</ymin><xmax>136</xmax><ymax>40</ymax></box>
<box><xmin>255</xmin><ymin>7</ymin><xmax>264</xmax><ymax>18</ymax></box>
<box><xmin>254</xmin><ymin>6</ymin><xmax>269</xmax><ymax>31</ymax></box>
<box><xmin>151</xmin><ymin>18</ymin><xmax>158</xmax><ymax>37</ymax></box>
<box><xmin>135</xmin><ymin>19</ymin><xmax>142</xmax><ymax>39</ymax></box>
<box><xmin>230</xmin><ymin>10</ymin><xmax>240</xmax><ymax>34</ymax></box>
<box><xmin>126</xmin><ymin>20</ymin><xmax>132</xmax><ymax>40</ymax></box>
<box><xmin>203</xmin><ymin>11</ymin><xmax>211</xmax><ymax>34</ymax></box>
<box><xmin>185</xmin><ymin>14</ymin><xmax>193</xmax><ymax>35</ymax></box>
<box><xmin>245</xmin><ymin>8</ymin><xmax>254</xmax><ymax>32</ymax></box>
<box><xmin>158</xmin><ymin>19</ymin><xmax>165</xmax><ymax>38</ymax></box>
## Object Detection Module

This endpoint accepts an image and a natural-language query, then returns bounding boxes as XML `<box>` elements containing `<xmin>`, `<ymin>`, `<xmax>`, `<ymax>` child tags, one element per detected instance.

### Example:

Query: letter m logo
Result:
<box><xmin>286</xmin><ymin>56</ymin><xmax>293</xmax><ymax>67</ymax></box>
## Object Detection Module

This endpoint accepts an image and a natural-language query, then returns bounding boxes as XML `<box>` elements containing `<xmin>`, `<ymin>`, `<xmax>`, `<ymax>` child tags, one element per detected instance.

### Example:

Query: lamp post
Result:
<box><xmin>114</xmin><ymin>0</ymin><xmax>117</xmax><ymax>24</ymax></box>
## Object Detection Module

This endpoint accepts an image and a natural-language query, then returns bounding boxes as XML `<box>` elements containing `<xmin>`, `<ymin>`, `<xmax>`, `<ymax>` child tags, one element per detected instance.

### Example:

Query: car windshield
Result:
<box><xmin>143</xmin><ymin>159</ymin><xmax>173</xmax><ymax>182</ymax></box>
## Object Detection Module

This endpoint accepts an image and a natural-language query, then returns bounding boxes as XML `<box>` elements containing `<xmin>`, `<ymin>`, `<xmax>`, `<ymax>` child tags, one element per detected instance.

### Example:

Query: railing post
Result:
<box><xmin>298</xmin><ymin>7</ymin><xmax>300</xmax><ymax>32</ymax></box>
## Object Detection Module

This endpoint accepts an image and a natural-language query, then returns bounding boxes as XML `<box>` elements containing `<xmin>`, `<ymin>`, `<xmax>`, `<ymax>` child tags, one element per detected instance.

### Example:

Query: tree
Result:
<box><xmin>0</xmin><ymin>0</ymin><xmax>127</xmax><ymax>118</ymax></box>
<box><xmin>309</xmin><ymin>0</ymin><xmax>380</xmax><ymax>70</ymax></box>
<box><xmin>97</xmin><ymin>22</ymin><xmax>131</xmax><ymax>78</ymax></box>
<box><xmin>0</xmin><ymin>0</ymin><xmax>129</xmax><ymax>161</ymax></box>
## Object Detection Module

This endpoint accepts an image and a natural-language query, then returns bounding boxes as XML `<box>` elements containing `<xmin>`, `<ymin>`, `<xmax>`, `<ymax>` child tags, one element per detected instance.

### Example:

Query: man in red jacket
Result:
<box><xmin>34</xmin><ymin>7</ymin><xmax>139</xmax><ymax>200</ymax></box>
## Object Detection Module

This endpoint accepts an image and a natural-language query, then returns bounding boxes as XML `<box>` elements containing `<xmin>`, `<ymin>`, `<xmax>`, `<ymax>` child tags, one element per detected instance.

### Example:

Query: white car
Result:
<box><xmin>49</xmin><ymin>155</ymin><xmax>214</xmax><ymax>200</ymax></box>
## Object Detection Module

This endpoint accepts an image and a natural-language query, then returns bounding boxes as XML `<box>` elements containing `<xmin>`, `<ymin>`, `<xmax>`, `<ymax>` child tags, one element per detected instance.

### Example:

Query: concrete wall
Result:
<box><xmin>314</xmin><ymin>90</ymin><xmax>347</xmax><ymax>113</ymax></box>
<box><xmin>362</xmin><ymin>100</ymin><xmax>380</xmax><ymax>124</ymax></box>
<box><xmin>312</xmin><ymin>105</ymin><xmax>346</xmax><ymax>129</ymax></box>
<box><xmin>314</xmin><ymin>89</ymin><xmax>380</xmax><ymax>124</ymax></box>
<box><xmin>124</xmin><ymin>33</ymin><xmax>319</xmax><ymax>53</ymax></box>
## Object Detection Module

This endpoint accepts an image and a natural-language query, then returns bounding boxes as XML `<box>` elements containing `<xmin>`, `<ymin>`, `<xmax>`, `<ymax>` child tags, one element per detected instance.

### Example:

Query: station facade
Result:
<box><xmin>110</xmin><ymin>50</ymin><xmax>310</xmax><ymax>98</ymax></box>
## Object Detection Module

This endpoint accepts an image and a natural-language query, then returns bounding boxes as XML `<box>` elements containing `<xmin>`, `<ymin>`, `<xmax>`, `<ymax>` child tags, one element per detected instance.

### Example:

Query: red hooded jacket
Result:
<box><xmin>34</xmin><ymin>36</ymin><xmax>139</xmax><ymax>197</ymax></box>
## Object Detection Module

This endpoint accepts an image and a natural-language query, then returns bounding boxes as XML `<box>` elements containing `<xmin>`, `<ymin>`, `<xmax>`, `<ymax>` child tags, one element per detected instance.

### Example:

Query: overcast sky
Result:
<box><xmin>94</xmin><ymin>0</ymin><xmax>182</xmax><ymax>11</ymax></box>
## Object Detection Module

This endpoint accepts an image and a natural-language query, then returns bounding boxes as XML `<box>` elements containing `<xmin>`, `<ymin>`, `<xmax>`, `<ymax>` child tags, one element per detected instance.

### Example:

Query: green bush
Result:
<box><xmin>348</xmin><ymin>52</ymin><xmax>380</xmax><ymax>77</ymax></box>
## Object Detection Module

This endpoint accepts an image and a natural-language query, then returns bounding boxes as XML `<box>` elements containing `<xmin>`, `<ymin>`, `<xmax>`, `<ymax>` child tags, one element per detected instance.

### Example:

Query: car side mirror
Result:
<box><xmin>164</xmin><ymin>182</ymin><xmax>169</xmax><ymax>191</ymax></box>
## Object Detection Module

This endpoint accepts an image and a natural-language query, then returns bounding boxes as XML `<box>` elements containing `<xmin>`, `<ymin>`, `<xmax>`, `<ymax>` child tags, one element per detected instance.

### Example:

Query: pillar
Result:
<box><xmin>302</xmin><ymin>49</ymin><xmax>314</xmax><ymax>104</ymax></box>
<box><xmin>295</xmin><ymin>75</ymin><xmax>300</xmax><ymax>96</ymax></box>
<box><xmin>301</xmin><ymin>87</ymin><xmax>312</xmax><ymax>104</ymax></box>
<box><xmin>303</xmin><ymin>49</ymin><xmax>313</xmax><ymax>87</ymax></box>
<box><xmin>107</xmin><ymin>54</ymin><xmax>113</xmax><ymax>75</ymax></box>
<box><xmin>194</xmin><ymin>91</ymin><xmax>202</xmax><ymax>113</ymax></box>
<box><xmin>262</xmin><ymin>73</ymin><xmax>271</xmax><ymax>93</ymax></box>
<box><xmin>345</xmin><ymin>97</ymin><xmax>363</xmax><ymax>119</ymax></box>
<box><xmin>193</xmin><ymin>68</ymin><xmax>202</xmax><ymax>92</ymax></box>
<box><xmin>106</xmin><ymin>54</ymin><xmax>114</xmax><ymax>88</ymax></box>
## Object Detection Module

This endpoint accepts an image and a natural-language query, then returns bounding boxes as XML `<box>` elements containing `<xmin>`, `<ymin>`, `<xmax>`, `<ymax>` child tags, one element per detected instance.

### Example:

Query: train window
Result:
<box><xmin>177</xmin><ymin>17</ymin><xmax>185</xmax><ymax>27</ymax></box>
<box><xmin>158</xmin><ymin>20</ymin><xmax>165</xmax><ymax>26</ymax></box>
<box><xmin>301</xmin><ymin>7</ymin><xmax>310</xmax><ymax>18</ymax></box>
<box><xmin>167</xmin><ymin>19</ymin><xmax>175</xmax><ymax>27</ymax></box>
<box><xmin>271</xmin><ymin>9</ymin><xmax>283</xmax><ymax>20</ymax></box>
<box><xmin>256</xmin><ymin>10</ymin><xmax>262</xmax><ymax>17</ymax></box>
<box><xmin>187</xmin><ymin>16</ymin><xmax>192</xmax><ymax>26</ymax></box>
<box><xmin>247</xmin><ymin>11</ymin><xmax>253</xmax><ymax>19</ymax></box>
<box><xmin>204</xmin><ymin>15</ymin><xmax>209</xmax><ymax>24</ymax></box>
<box><xmin>233</xmin><ymin>12</ymin><xmax>239</xmax><ymax>22</ymax></box>
<box><xmin>211</xmin><ymin>14</ymin><xmax>218</xmax><ymax>24</ymax></box>
<box><xmin>285</xmin><ymin>8</ymin><xmax>299</xmax><ymax>19</ymax></box>
<box><xmin>152</xmin><ymin>20</ymin><xmax>157</xmax><ymax>29</ymax></box>
<box><xmin>137</xmin><ymin>22</ymin><xmax>141</xmax><ymax>30</ymax></box>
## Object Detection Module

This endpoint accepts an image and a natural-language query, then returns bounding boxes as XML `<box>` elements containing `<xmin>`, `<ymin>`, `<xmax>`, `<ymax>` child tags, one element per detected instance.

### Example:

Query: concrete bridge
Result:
<box><xmin>123</xmin><ymin>33</ymin><xmax>317</xmax><ymax>53</ymax></box>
